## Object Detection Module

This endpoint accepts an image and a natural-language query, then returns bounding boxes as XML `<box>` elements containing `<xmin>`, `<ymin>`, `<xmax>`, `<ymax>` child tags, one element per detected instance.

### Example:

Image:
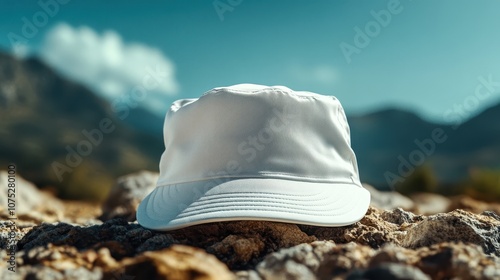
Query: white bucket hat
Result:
<box><xmin>137</xmin><ymin>84</ymin><xmax>370</xmax><ymax>231</ymax></box>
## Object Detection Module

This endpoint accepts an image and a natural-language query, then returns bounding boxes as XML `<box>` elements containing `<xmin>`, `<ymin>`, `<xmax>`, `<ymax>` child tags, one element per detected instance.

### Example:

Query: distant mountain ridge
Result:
<box><xmin>349</xmin><ymin>103</ymin><xmax>500</xmax><ymax>188</ymax></box>
<box><xmin>0</xmin><ymin>52</ymin><xmax>163</xmax><ymax>199</ymax></box>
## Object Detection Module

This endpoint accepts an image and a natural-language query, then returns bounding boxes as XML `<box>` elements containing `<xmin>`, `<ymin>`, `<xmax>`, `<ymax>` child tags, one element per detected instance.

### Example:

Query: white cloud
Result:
<box><xmin>39</xmin><ymin>23</ymin><xmax>179</xmax><ymax>112</ymax></box>
<box><xmin>289</xmin><ymin>64</ymin><xmax>338</xmax><ymax>85</ymax></box>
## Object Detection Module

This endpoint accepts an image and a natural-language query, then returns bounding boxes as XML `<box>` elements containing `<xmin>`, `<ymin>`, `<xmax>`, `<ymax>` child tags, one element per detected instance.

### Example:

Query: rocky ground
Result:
<box><xmin>1</xmin><ymin>171</ymin><xmax>500</xmax><ymax>280</ymax></box>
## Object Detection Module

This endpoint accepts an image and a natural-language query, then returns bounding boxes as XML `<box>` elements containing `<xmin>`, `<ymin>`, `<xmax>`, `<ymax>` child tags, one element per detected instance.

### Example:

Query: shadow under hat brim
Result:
<box><xmin>136</xmin><ymin>177</ymin><xmax>370</xmax><ymax>231</ymax></box>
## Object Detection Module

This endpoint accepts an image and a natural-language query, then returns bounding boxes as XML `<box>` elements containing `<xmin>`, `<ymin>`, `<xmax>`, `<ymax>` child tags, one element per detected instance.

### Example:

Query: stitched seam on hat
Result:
<box><xmin>161</xmin><ymin>188</ymin><xmax>325</xmax><ymax>198</ymax></box>
<box><xmin>188</xmin><ymin>198</ymin><xmax>338</xmax><ymax>211</ymax></box>
<box><xmin>179</xmin><ymin>203</ymin><xmax>348</xmax><ymax>216</ymax></box>
<box><xmin>194</xmin><ymin>194</ymin><xmax>335</xmax><ymax>204</ymax></box>
<box><xmin>175</xmin><ymin>203</ymin><xmax>356</xmax><ymax>217</ymax></box>
<box><xmin>202</xmin><ymin>192</ymin><xmax>319</xmax><ymax>197</ymax></box>
<box><xmin>197</xmin><ymin>192</ymin><xmax>328</xmax><ymax>201</ymax></box>
<box><xmin>156</xmin><ymin>175</ymin><xmax>355</xmax><ymax>187</ymax></box>
<box><xmin>177</xmin><ymin>204</ymin><xmax>350</xmax><ymax>217</ymax></box>
<box><xmin>252</xmin><ymin>171</ymin><xmax>355</xmax><ymax>180</ymax></box>
<box><xmin>184</xmin><ymin>192</ymin><xmax>350</xmax><ymax>211</ymax></box>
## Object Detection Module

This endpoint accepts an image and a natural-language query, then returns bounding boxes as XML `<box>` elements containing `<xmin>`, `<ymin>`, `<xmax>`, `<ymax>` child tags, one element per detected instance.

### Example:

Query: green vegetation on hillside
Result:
<box><xmin>459</xmin><ymin>168</ymin><xmax>500</xmax><ymax>202</ymax></box>
<box><xmin>0</xmin><ymin>53</ymin><xmax>163</xmax><ymax>202</ymax></box>
<box><xmin>394</xmin><ymin>165</ymin><xmax>500</xmax><ymax>202</ymax></box>
<box><xmin>395</xmin><ymin>165</ymin><xmax>438</xmax><ymax>195</ymax></box>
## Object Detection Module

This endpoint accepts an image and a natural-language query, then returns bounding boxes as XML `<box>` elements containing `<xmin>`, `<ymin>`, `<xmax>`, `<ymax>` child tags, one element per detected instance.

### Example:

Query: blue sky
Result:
<box><xmin>1</xmin><ymin>0</ymin><xmax>500</xmax><ymax>123</ymax></box>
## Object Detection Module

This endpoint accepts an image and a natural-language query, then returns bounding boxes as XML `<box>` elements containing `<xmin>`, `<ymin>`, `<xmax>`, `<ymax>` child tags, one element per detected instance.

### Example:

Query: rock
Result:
<box><xmin>136</xmin><ymin>234</ymin><xmax>177</xmax><ymax>254</ymax></box>
<box><xmin>0</xmin><ymin>220</ymin><xmax>32</xmax><ymax>252</ymax></box>
<box><xmin>415</xmin><ymin>243</ymin><xmax>500</xmax><ymax>280</ymax></box>
<box><xmin>401</xmin><ymin>209</ymin><xmax>500</xmax><ymax>256</ymax></box>
<box><xmin>410</xmin><ymin>192</ymin><xmax>451</xmax><ymax>215</ymax></box>
<box><xmin>0</xmin><ymin>171</ymin><xmax>63</xmax><ymax>216</ymax></box>
<box><xmin>368</xmin><ymin>243</ymin><xmax>417</xmax><ymax>268</ymax></box>
<box><xmin>60</xmin><ymin>200</ymin><xmax>103</xmax><ymax>225</ymax></box>
<box><xmin>235</xmin><ymin>207</ymin><xmax>500</xmax><ymax>279</ymax></box>
<box><xmin>18</xmin><ymin>218</ymin><xmax>177</xmax><ymax>260</ymax></box>
<box><xmin>209</xmin><ymin>235</ymin><xmax>265</xmax><ymax>268</ymax></box>
<box><xmin>347</xmin><ymin>263</ymin><xmax>431</xmax><ymax>280</ymax></box>
<box><xmin>235</xmin><ymin>270</ymin><xmax>262</xmax><ymax>280</ymax></box>
<box><xmin>17</xmin><ymin>266</ymin><xmax>102</xmax><ymax>280</ymax></box>
<box><xmin>241</xmin><ymin>241</ymin><xmax>500</xmax><ymax>280</ymax></box>
<box><xmin>99</xmin><ymin>170</ymin><xmax>158</xmax><ymax>222</ymax></box>
<box><xmin>363</xmin><ymin>183</ymin><xmax>415</xmax><ymax>211</ymax></box>
<box><xmin>105</xmin><ymin>245</ymin><xmax>234</xmax><ymax>280</ymax></box>
<box><xmin>380</xmin><ymin>207</ymin><xmax>423</xmax><ymax>225</ymax></box>
<box><xmin>16</xmin><ymin>218</ymin><xmax>314</xmax><ymax>270</ymax></box>
<box><xmin>14</xmin><ymin>232</ymin><xmax>234</xmax><ymax>279</ymax></box>
<box><xmin>238</xmin><ymin>241</ymin><xmax>374</xmax><ymax>280</ymax></box>
<box><xmin>316</xmin><ymin>242</ymin><xmax>375</xmax><ymax>279</ymax></box>
<box><xmin>448</xmin><ymin>195</ymin><xmax>500</xmax><ymax>215</ymax></box>
<box><xmin>179</xmin><ymin>220</ymin><xmax>317</xmax><ymax>269</ymax></box>
<box><xmin>481</xmin><ymin>211</ymin><xmax>500</xmax><ymax>221</ymax></box>
<box><xmin>255</xmin><ymin>241</ymin><xmax>336</xmax><ymax>280</ymax></box>
<box><xmin>302</xmin><ymin>207</ymin><xmax>403</xmax><ymax>249</ymax></box>
<box><xmin>4</xmin><ymin>246</ymin><xmax>104</xmax><ymax>280</ymax></box>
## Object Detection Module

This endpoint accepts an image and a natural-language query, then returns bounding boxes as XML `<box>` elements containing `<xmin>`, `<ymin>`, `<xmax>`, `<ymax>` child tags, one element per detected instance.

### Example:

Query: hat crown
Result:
<box><xmin>157</xmin><ymin>84</ymin><xmax>361</xmax><ymax>187</ymax></box>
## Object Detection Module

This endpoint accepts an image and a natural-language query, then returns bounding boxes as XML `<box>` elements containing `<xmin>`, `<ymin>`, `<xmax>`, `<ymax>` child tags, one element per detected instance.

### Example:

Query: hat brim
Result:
<box><xmin>136</xmin><ymin>178</ymin><xmax>370</xmax><ymax>231</ymax></box>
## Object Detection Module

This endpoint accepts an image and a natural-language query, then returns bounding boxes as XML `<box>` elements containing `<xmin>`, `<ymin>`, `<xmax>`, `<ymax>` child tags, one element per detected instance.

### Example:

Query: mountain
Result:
<box><xmin>349</xmin><ymin>104</ymin><xmax>500</xmax><ymax>189</ymax></box>
<box><xmin>0</xmin><ymin>52</ymin><xmax>164</xmax><ymax>200</ymax></box>
<box><xmin>348</xmin><ymin>109</ymin><xmax>447</xmax><ymax>188</ymax></box>
<box><xmin>125</xmin><ymin>106</ymin><xmax>164</xmax><ymax>135</ymax></box>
